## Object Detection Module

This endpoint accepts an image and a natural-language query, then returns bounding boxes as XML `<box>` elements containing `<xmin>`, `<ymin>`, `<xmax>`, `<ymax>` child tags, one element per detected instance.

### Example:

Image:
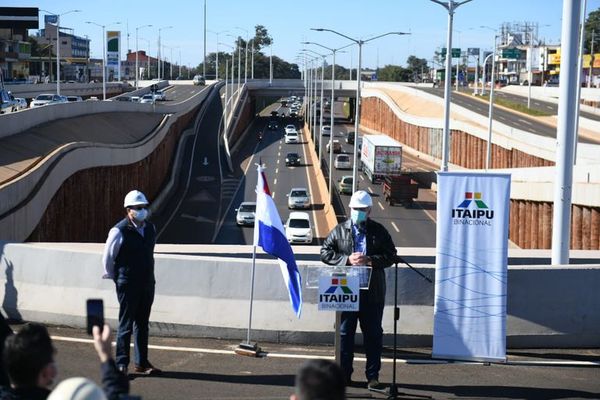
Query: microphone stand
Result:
<box><xmin>387</xmin><ymin>256</ymin><xmax>432</xmax><ymax>400</ymax></box>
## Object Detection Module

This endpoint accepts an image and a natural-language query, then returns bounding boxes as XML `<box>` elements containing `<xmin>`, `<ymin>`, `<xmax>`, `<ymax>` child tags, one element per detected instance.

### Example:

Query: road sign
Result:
<box><xmin>502</xmin><ymin>48</ymin><xmax>521</xmax><ymax>59</ymax></box>
<box><xmin>441</xmin><ymin>48</ymin><xmax>461</xmax><ymax>58</ymax></box>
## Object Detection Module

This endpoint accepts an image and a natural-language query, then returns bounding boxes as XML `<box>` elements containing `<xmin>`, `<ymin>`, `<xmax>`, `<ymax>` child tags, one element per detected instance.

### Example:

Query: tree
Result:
<box><xmin>406</xmin><ymin>55</ymin><xmax>429</xmax><ymax>82</ymax></box>
<box><xmin>584</xmin><ymin>8</ymin><xmax>600</xmax><ymax>53</ymax></box>
<box><xmin>377</xmin><ymin>65</ymin><xmax>410</xmax><ymax>82</ymax></box>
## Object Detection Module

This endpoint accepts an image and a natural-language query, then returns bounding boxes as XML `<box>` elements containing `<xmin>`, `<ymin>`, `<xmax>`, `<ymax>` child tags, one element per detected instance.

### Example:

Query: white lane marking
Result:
<box><xmin>391</xmin><ymin>221</ymin><xmax>400</xmax><ymax>232</ymax></box>
<box><xmin>360</xmin><ymin>175</ymin><xmax>364</xmax><ymax>181</ymax></box>
<box><xmin>498</xmin><ymin>115</ymin><xmax>507</xmax><ymax>120</ymax></box>
<box><xmin>50</xmin><ymin>335</ymin><xmax>598</xmax><ymax>367</ymax></box>
<box><xmin>377</xmin><ymin>201</ymin><xmax>384</xmax><ymax>210</ymax></box>
<box><xmin>546</xmin><ymin>105</ymin><xmax>554</xmax><ymax>110</ymax></box>
<box><xmin>272</xmin><ymin>192</ymin><xmax>276</xmax><ymax>199</ymax></box>
<box><xmin>274</xmin><ymin>178</ymin><xmax>278</xmax><ymax>185</ymax></box>
<box><xmin>367</xmin><ymin>186</ymin><xmax>373</xmax><ymax>194</ymax></box>
<box><xmin>275</xmin><ymin>168</ymin><xmax>279</xmax><ymax>174</ymax></box>
<box><xmin>277</xmin><ymin>159</ymin><xmax>280</xmax><ymax>164</ymax></box>
<box><xmin>518</xmin><ymin>118</ymin><xmax>533</xmax><ymax>126</ymax></box>
<box><xmin>278</xmin><ymin>152</ymin><xmax>281</xmax><ymax>157</ymax></box>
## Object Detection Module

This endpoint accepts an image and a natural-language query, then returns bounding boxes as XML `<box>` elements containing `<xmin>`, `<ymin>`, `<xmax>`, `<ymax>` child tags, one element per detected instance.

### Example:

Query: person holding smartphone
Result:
<box><xmin>102</xmin><ymin>190</ymin><xmax>161</xmax><ymax>376</ymax></box>
<box><xmin>320</xmin><ymin>190</ymin><xmax>396</xmax><ymax>391</ymax></box>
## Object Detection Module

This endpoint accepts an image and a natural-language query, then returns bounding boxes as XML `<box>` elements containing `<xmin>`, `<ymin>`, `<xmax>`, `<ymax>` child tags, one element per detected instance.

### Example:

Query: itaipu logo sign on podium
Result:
<box><xmin>318</xmin><ymin>275</ymin><xmax>359</xmax><ymax>311</ymax></box>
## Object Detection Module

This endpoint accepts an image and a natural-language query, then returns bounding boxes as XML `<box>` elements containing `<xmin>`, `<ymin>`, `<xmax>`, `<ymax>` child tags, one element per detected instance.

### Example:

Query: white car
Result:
<box><xmin>287</xmin><ymin>187</ymin><xmax>310</xmax><ymax>209</ymax></box>
<box><xmin>284</xmin><ymin>124</ymin><xmax>297</xmax><ymax>134</ymax></box>
<box><xmin>153</xmin><ymin>89</ymin><xmax>166</xmax><ymax>101</ymax></box>
<box><xmin>29</xmin><ymin>93</ymin><xmax>67</xmax><ymax>108</ymax></box>
<box><xmin>66</xmin><ymin>95</ymin><xmax>83</xmax><ymax>102</ymax></box>
<box><xmin>285</xmin><ymin>212</ymin><xmax>313</xmax><ymax>244</ymax></box>
<box><xmin>334</xmin><ymin>154</ymin><xmax>352</xmax><ymax>169</ymax></box>
<box><xmin>235</xmin><ymin>202</ymin><xmax>256</xmax><ymax>226</ymax></box>
<box><xmin>321</xmin><ymin>125</ymin><xmax>331</xmax><ymax>136</ymax></box>
<box><xmin>139</xmin><ymin>94</ymin><xmax>155</xmax><ymax>104</ymax></box>
<box><xmin>285</xmin><ymin>131</ymin><xmax>299</xmax><ymax>144</ymax></box>
<box><xmin>14</xmin><ymin>98</ymin><xmax>28</xmax><ymax>110</ymax></box>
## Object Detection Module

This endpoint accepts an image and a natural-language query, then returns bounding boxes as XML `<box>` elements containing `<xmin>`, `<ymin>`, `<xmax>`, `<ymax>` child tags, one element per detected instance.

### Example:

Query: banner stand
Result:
<box><xmin>306</xmin><ymin>265</ymin><xmax>371</xmax><ymax>365</ymax></box>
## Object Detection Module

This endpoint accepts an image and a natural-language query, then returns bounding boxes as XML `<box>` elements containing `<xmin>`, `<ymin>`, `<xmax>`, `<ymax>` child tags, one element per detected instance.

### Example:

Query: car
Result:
<box><xmin>346</xmin><ymin>131</ymin><xmax>356</xmax><ymax>144</ymax></box>
<box><xmin>14</xmin><ymin>97</ymin><xmax>27</xmax><ymax>110</ymax></box>
<box><xmin>285</xmin><ymin>212</ymin><xmax>313</xmax><ymax>244</ymax></box>
<box><xmin>114</xmin><ymin>96</ymin><xmax>133</xmax><ymax>102</ymax></box>
<box><xmin>287</xmin><ymin>187</ymin><xmax>310</xmax><ymax>209</ymax></box>
<box><xmin>0</xmin><ymin>90</ymin><xmax>17</xmax><ymax>114</ymax></box>
<box><xmin>267</xmin><ymin>121</ymin><xmax>278</xmax><ymax>130</ymax></box>
<box><xmin>29</xmin><ymin>93</ymin><xmax>67</xmax><ymax>108</ymax></box>
<box><xmin>153</xmin><ymin>89</ymin><xmax>166</xmax><ymax>101</ymax></box>
<box><xmin>338</xmin><ymin>175</ymin><xmax>353</xmax><ymax>195</ymax></box>
<box><xmin>334</xmin><ymin>154</ymin><xmax>351</xmax><ymax>169</ymax></box>
<box><xmin>321</xmin><ymin>125</ymin><xmax>331</xmax><ymax>136</ymax></box>
<box><xmin>285</xmin><ymin>152</ymin><xmax>301</xmax><ymax>166</ymax></box>
<box><xmin>130</xmin><ymin>96</ymin><xmax>140</xmax><ymax>103</ymax></box>
<box><xmin>285</xmin><ymin>131</ymin><xmax>299</xmax><ymax>144</ymax></box>
<box><xmin>235</xmin><ymin>202</ymin><xmax>256</xmax><ymax>226</ymax></box>
<box><xmin>139</xmin><ymin>94</ymin><xmax>155</xmax><ymax>104</ymax></box>
<box><xmin>66</xmin><ymin>96</ymin><xmax>83</xmax><ymax>102</ymax></box>
<box><xmin>326</xmin><ymin>140</ymin><xmax>342</xmax><ymax>153</ymax></box>
<box><xmin>284</xmin><ymin>124</ymin><xmax>297</xmax><ymax>134</ymax></box>
<box><xmin>270</xmin><ymin>110</ymin><xmax>279</xmax><ymax>117</ymax></box>
<box><xmin>193</xmin><ymin>75</ymin><xmax>206</xmax><ymax>86</ymax></box>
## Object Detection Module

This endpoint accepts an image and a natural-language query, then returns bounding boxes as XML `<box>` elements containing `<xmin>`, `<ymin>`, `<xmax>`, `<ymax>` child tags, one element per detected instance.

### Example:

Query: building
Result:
<box><xmin>34</xmin><ymin>22</ymin><xmax>90</xmax><ymax>82</ymax></box>
<box><xmin>0</xmin><ymin>7</ymin><xmax>38</xmax><ymax>81</ymax></box>
<box><xmin>127</xmin><ymin>50</ymin><xmax>160</xmax><ymax>80</ymax></box>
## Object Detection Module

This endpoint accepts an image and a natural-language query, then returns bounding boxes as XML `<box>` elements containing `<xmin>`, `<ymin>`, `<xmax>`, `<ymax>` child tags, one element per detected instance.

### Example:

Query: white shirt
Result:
<box><xmin>101</xmin><ymin>219</ymin><xmax>146</xmax><ymax>279</ymax></box>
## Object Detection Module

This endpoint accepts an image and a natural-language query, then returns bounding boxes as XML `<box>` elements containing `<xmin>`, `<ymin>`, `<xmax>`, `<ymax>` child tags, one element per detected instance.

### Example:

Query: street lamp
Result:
<box><xmin>158</xmin><ymin>26</ymin><xmax>173</xmax><ymax>80</ymax></box>
<box><xmin>209</xmin><ymin>30</ymin><xmax>228</xmax><ymax>80</ymax></box>
<box><xmin>311</xmin><ymin>28</ymin><xmax>410</xmax><ymax>192</ymax></box>
<box><xmin>138</xmin><ymin>37</ymin><xmax>151</xmax><ymax>79</ymax></box>
<box><xmin>235</xmin><ymin>27</ymin><xmax>249</xmax><ymax>83</ymax></box>
<box><xmin>481</xmin><ymin>26</ymin><xmax>499</xmax><ymax>170</ymax></box>
<box><xmin>41</xmin><ymin>9</ymin><xmax>81</xmax><ymax>95</ymax></box>
<box><xmin>303</xmin><ymin>48</ymin><xmax>328</xmax><ymax>168</ymax></box>
<box><xmin>135</xmin><ymin>24</ymin><xmax>152</xmax><ymax>89</ymax></box>
<box><xmin>86</xmin><ymin>20</ymin><xmax>121</xmax><ymax>100</ymax></box>
<box><xmin>429</xmin><ymin>0</ymin><xmax>473</xmax><ymax>172</ymax></box>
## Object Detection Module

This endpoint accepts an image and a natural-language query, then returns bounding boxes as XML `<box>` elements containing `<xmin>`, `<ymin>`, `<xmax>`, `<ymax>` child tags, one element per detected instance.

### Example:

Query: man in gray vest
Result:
<box><xmin>102</xmin><ymin>190</ymin><xmax>161</xmax><ymax>376</ymax></box>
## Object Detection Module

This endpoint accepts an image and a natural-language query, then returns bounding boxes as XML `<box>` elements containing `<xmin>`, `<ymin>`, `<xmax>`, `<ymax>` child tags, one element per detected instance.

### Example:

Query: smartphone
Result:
<box><xmin>86</xmin><ymin>299</ymin><xmax>104</xmax><ymax>335</ymax></box>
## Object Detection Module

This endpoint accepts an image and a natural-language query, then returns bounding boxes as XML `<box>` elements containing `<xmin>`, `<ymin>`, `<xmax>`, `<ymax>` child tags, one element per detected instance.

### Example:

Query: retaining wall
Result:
<box><xmin>0</xmin><ymin>243</ymin><xmax>598</xmax><ymax>348</ymax></box>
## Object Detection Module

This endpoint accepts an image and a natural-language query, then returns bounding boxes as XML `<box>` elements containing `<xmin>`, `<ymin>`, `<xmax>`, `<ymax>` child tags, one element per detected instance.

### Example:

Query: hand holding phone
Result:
<box><xmin>86</xmin><ymin>299</ymin><xmax>104</xmax><ymax>335</ymax></box>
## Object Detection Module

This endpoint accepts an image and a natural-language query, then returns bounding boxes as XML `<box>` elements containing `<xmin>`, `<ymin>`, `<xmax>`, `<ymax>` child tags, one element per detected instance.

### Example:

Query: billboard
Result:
<box><xmin>106</xmin><ymin>31</ymin><xmax>120</xmax><ymax>67</ymax></box>
<box><xmin>0</xmin><ymin>7</ymin><xmax>39</xmax><ymax>29</ymax></box>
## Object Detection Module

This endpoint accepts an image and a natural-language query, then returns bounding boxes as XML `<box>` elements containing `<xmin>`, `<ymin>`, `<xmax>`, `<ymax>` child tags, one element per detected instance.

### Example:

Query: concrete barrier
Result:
<box><xmin>0</xmin><ymin>242</ymin><xmax>598</xmax><ymax>348</ymax></box>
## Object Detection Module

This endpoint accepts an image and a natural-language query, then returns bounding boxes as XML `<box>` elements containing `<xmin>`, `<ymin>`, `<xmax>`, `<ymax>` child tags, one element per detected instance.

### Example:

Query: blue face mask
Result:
<box><xmin>131</xmin><ymin>208</ymin><xmax>148</xmax><ymax>222</ymax></box>
<box><xmin>351</xmin><ymin>209</ymin><xmax>368</xmax><ymax>225</ymax></box>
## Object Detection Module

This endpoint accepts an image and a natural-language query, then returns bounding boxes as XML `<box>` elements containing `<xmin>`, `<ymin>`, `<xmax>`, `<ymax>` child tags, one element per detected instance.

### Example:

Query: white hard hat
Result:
<box><xmin>348</xmin><ymin>190</ymin><xmax>372</xmax><ymax>208</ymax></box>
<box><xmin>48</xmin><ymin>377</ymin><xmax>107</xmax><ymax>400</ymax></box>
<box><xmin>123</xmin><ymin>190</ymin><xmax>149</xmax><ymax>208</ymax></box>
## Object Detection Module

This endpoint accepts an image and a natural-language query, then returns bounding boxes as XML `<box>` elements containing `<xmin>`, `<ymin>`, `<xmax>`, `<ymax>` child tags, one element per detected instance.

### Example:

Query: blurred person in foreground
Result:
<box><xmin>0</xmin><ymin>323</ymin><xmax>128</xmax><ymax>400</ymax></box>
<box><xmin>290</xmin><ymin>359</ymin><xmax>345</xmax><ymax>400</ymax></box>
<box><xmin>320</xmin><ymin>190</ymin><xmax>396</xmax><ymax>390</ymax></box>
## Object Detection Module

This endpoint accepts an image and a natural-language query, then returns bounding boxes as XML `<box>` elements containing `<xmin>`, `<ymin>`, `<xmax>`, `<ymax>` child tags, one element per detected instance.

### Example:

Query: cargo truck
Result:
<box><xmin>360</xmin><ymin>135</ymin><xmax>402</xmax><ymax>183</ymax></box>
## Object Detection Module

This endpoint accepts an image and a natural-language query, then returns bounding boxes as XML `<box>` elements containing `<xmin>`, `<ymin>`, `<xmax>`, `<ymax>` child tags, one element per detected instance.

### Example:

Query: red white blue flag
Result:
<box><xmin>253</xmin><ymin>165</ymin><xmax>302</xmax><ymax>317</ymax></box>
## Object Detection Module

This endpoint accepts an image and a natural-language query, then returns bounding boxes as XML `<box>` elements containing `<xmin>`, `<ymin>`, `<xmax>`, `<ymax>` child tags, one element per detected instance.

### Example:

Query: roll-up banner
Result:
<box><xmin>433</xmin><ymin>172</ymin><xmax>511</xmax><ymax>362</ymax></box>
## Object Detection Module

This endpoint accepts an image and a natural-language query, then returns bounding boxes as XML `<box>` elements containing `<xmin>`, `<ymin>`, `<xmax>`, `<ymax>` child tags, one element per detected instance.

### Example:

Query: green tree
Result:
<box><xmin>584</xmin><ymin>8</ymin><xmax>600</xmax><ymax>53</ymax></box>
<box><xmin>377</xmin><ymin>65</ymin><xmax>410</xmax><ymax>82</ymax></box>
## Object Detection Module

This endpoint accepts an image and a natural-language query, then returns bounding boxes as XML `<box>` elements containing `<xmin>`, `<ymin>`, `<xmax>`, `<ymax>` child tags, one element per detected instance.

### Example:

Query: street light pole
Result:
<box><xmin>303</xmin><ymin>48</ymin><xmax>327</xmax><ymax>167</ymax></box>
<box><xmin>135</xmin><ymin>24</ymin><xmax>152</xmax><ymax>89</ymax></box>
<box><xmin>430</xmin><ymin>0</ymin><xmax>473</xmax><ymax>172</ymax></box>
<box><xmin>209</xmin><ymin>30</ymin><xmax>228</xmax><ymax>80</ymax></box>
<box><xmin>86</xmin><ymin>21</ymin><xmax>121</xmax><ymax>100</ymax></box>
<box><xmin>269</xmin><ymin>41</ymin><xmax>273</xmax><ymax>85</ymax></box>
<box><xmin>158</xmin><ymin>26</ymin><xmax>173</xmax><ymax>80</ymax></box>
<box><xmin>235</xmin><ymin>27</ymin><xmax>249</xmax><ymax>83</ymax></box>
<box><xmin>311</xmin><ymin>29</ymin><xmax>410</xmax><ymax>192</ymax></box>
<box><xmin>41</xmin><ymin>9</ymin><xmax>81</xmax><ymax>95</ymax></box>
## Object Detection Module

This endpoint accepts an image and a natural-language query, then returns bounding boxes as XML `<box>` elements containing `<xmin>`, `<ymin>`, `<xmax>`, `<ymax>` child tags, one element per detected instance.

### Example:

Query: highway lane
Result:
<box><xmin>215</xmin><ymin>102</ymin><xmax>324</xmax><ymax>245</ymax></box>
<box><xmin>417</xmin><ymin>87</ymin><xmax>600</xmax><ymax>144</ymax></box>
<box><xmin>317</xmin><ymin>101</ymin><xmax>437</xmax><ymax>248</ymax></box>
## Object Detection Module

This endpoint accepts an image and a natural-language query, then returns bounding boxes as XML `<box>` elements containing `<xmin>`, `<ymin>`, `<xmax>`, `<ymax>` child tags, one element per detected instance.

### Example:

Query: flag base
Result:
<box><xmin>234</xmin><ymin>342</ymin><xmax>262</xmax><ymax>357</ymax></box>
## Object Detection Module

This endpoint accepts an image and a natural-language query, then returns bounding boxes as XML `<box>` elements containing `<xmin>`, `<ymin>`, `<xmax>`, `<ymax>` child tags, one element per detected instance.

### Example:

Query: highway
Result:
<box><xmin>418</xmin><ymin>87</ymin><xmax>600</xmax><ymax>144</ymax></box>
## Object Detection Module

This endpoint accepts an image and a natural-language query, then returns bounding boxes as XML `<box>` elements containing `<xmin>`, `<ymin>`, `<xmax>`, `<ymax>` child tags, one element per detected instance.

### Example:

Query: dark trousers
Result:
<box><xmin>115</xmin><ymin>282</ymin><xmax>155</xmax><ymax>367</ymax></box>
<box><xmin>339</xmin><ymin>293</ymin><xmax>384</xmax><ymax>381</ymax></box>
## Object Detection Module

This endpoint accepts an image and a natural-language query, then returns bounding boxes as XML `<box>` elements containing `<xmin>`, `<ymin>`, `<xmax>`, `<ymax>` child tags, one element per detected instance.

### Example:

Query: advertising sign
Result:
<box><xmin>433</xmin><ymin>172</ymin><xmax>511</xmax><ymax>362</ymax></box>
<box><xmin>106</xmin><ymin>31</ymin><xmax>120</xmax><ymax>67</ymax></box>
<box><xmin>318</xmin><ymin>274</ymin><xmax>359</xmax><ymax>311</ymax></box>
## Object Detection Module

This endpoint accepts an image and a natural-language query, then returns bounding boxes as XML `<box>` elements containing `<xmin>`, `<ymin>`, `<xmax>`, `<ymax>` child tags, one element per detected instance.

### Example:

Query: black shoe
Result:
<box><xmin>367</xmin><ymin>378</ymin><xmax>385</xmax><ymax>391</ymax></box>
<box><xmin>134</xmin><ymin>361</ymin><xmax>162</xmax><ymax>375</ymax></box>
<box><xmin>117</xmin><ymin>365</ymin><xmax>128</xmax><ymax>376</ymax></box>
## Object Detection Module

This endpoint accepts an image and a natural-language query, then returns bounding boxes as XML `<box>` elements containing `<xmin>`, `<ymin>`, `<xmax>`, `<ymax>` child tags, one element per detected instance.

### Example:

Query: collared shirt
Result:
<box><xmin>351</xmin><ymin>222</ymin><xmax>369</xmax><ymax>287</ymax></box>
<box><xmin>101</xmin><ymin>219</ymin><xmax>145</xmax><ymax>279</ymax></box>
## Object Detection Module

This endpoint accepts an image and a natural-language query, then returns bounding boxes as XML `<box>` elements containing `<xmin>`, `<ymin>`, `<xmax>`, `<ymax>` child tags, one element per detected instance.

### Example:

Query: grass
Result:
<box><xmin>475</xmin><ymin>94</ymin><xmax>553</xmax><ymax>117</ymax></box>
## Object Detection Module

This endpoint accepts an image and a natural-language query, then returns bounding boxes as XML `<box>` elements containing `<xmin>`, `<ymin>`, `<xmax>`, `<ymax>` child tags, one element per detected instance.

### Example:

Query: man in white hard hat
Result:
<box><xmin>102</xmin><ymin>190</ymin><xmax>161</xmax><ymax>376</ymax></box>
<box><xmin>320</xmin><ymin>190</ymin><xmax>396</xmax><ymax>391</ymax></box>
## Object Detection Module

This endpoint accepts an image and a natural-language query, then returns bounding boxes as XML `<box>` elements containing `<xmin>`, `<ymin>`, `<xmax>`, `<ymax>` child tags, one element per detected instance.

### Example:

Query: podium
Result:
<box><xmin>306</xmin><ymin>265</ymin><xmax>372</xmax><ymax>364</ymax></box>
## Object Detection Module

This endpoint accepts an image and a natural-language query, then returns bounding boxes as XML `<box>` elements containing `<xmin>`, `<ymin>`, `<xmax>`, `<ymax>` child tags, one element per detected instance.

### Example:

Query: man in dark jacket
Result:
<box><xmin>320</xmin><ymin>190</ymin><xmax>396</xmax><ymax>390</ymax></box>
<box><xmin>102</xmin><ymin>190</ymin><xmax>161</xmax><ymax>376</ymax></box>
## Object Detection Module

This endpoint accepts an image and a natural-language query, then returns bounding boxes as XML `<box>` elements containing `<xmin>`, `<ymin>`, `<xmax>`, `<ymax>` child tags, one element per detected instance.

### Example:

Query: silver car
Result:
<box><xmin>235</xmin><ymin>202</ymin><xmax>256</xmax><ymax>226</ymax></box>
<box><xmin>287</xmin><ymin>188</ymin><xmax>310</xmax><ymax>209</ymax></box>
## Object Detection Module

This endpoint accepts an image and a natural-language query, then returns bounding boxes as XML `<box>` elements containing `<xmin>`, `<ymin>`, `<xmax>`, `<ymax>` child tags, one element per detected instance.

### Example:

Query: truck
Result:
<box><xmin>360</xmin><ymin>134</ymin><xmax>402</xmax><ymax>183</ymax></box>
<box><xmin>383</xmin><ymin>175</ymin><xmax>419</xmax><ymax>207</ymax></box>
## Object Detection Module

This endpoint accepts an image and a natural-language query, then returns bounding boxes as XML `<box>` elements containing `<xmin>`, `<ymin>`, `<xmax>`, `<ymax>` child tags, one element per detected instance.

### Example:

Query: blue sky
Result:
<box><xmin>9</xmin><ymin>0</ymin><xmax>600</xmax><ymax>69</ymax></box>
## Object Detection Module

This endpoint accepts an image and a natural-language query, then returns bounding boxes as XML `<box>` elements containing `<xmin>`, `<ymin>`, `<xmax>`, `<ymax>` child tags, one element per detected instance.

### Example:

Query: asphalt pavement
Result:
<box><xmin>43</xmin><ymin>325</ymin><xmax>600</xmax><ymax>400</ymax></box>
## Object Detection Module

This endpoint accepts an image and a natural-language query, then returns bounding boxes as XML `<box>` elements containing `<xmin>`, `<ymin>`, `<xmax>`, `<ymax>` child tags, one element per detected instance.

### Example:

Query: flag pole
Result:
<box><xmin>246</xmin><ymin>245</ymin><xmax>257</xmax><ymax>344</ymax></box>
